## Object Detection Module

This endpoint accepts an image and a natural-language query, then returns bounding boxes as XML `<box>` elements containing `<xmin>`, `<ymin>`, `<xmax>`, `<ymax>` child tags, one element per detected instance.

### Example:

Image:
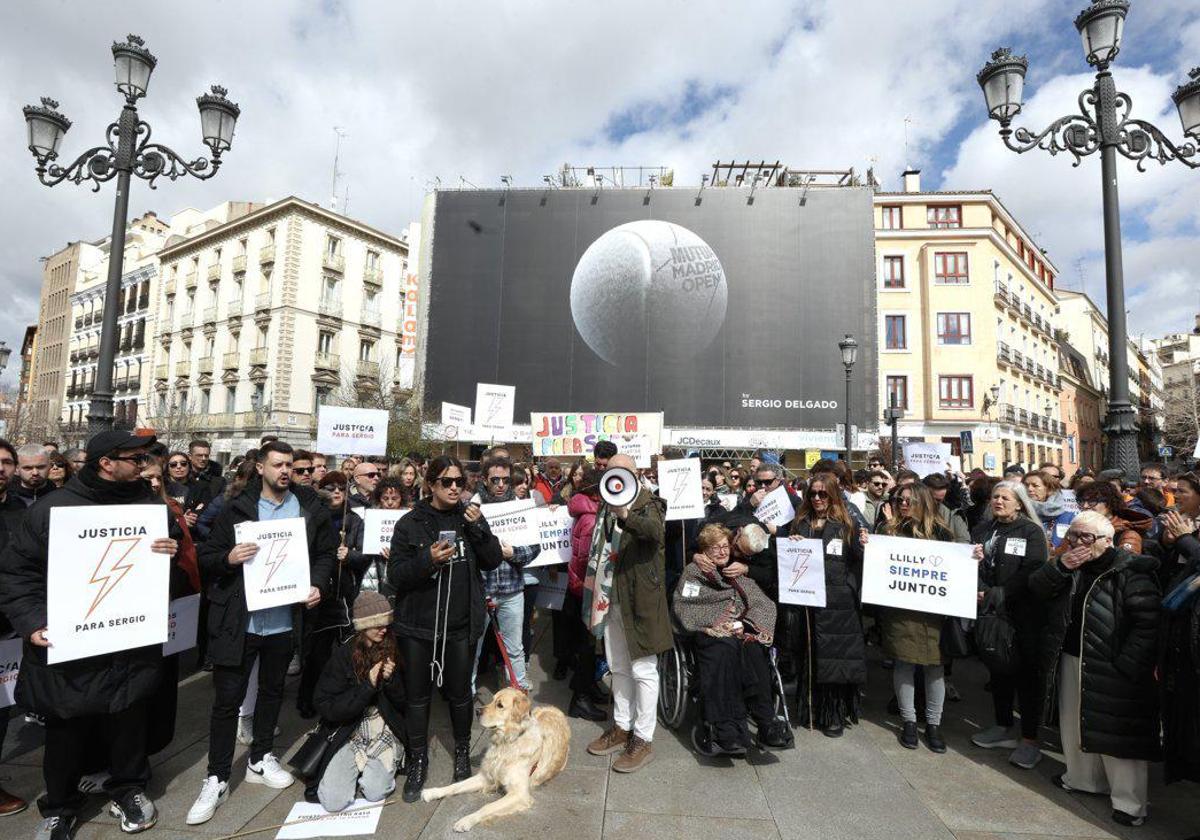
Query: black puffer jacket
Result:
<box><xmin>972</xmin><ymin>515</ymin><xmax>1049</xmax><ymax>644</ymax></box>
<box><xmin>1030</xmin><ymin>546</ymin><xmax>1161</xmax><ymax>761</ymax></box>
<box><xmin>788</xmin><ymin>518</ymin><xmax>866</xmax><ymax>687</ymax></box>
<box><xmin>312</xmin><ymin>637</ymin><xmax>406</xmax><ymax>781</ymax></box>
<box><xmin>198</xmin><ymin>480</ymin><xmax>338</xmax><ymax>667</ymax></box>
<box><xmin>387</xmin><ymin>499</ymin><xmax>502</xmax><ymax>643</ymax></box>
<box><xmin>0</xmin><ymin>472</ymin><xmax>173</xmax><ymax>718</ymax></box>
<box><xmin>1161</xmin><ymin>533</ymin><xmax>1200</xmax><ymax>784</ymax></box>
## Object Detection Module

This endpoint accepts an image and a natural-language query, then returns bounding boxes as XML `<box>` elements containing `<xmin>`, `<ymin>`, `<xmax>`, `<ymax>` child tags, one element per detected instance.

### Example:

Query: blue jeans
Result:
<box><xmin>472</xmin><ymin>590</ymin><xmax>529</xmax><ymax>692</ymax></box>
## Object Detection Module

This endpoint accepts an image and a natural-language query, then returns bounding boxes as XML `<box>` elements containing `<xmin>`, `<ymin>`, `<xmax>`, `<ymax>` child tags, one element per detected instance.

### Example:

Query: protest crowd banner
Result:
<box><xmin>440</xmin><ymin>401</ymin><xmax>472</xmax><ymax>428</ymax></box>
<box><xmin>47</xmin><ymin>505</ymin><xmax>171</xmax><ymax>665</ymax></box>
<box><xmin>777</xmin><ymin>538</ymin><xmax>827</xmax><ymax>607</ymax></box>
<box><xmin>362</xmin><ymin>509</ymin><xmax>409</xmax><ymax>555</ymax></box>
<box><xmin>754</xmin><ymin>484</ymin><xmax>796</xmax><ymax>528</ymax></box>
<box><xmin>861</xmin><ymin>533</ymin><xmax>977</xmax><ymax>620</ymax></box>
<box><xmin>236</xmin><ymin>517</ymin><xmax>312</xmax><ymax>612</ymax></box>
<box><xmin>659</xmin><ymin>458</ymin><xmax>704</xmax><ymax>522</ymax></box>
<box><xmin>315</xmin><ymin>405</ymin><xmax>390</xmax><ymax>456</ymax></box>
<box><xmin>530</xmin><ymin>411</ymin><xmax>664</xmax><ymax>458</ymax></box>
<box><xmin>902</xmin><ymin>442</ymin><xmax>955</xmax><ymax>479</ymax></box>
<box><xmin>478</xmin><ymin>498</ymin><xmax>540</xmax><ymax>547</ymax></box>
<box><xmin>474</xmin><ymin>383</ymin><xmax>517</xmax><ymax>431</ymax></box>
<box><xmin>528</xmin><ymin>506</ymin><xmax>572</xmax><ymax>568</ymax></box>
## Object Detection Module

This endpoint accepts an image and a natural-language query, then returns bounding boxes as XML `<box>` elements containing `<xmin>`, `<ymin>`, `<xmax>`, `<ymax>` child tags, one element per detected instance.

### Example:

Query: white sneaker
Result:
<box><xmin>286</xmin><ymin>653</ymin><xmax>301</xmax><ymax>676</ymax></box>
<box><xmin>246</xmin><ymin>753</ymin><xmax>293</xmax><ymax>789</ymax></box>
<box><xmin>186</xmin><ymin>775</ymin><xmax>228</xmax><ymax>825</ymax></box>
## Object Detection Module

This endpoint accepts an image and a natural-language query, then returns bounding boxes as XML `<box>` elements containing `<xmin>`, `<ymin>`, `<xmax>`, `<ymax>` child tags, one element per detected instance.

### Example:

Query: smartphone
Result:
<box><xmin>438</xmin><ymin>530</ymin><xmax>457</xmax><ymax>545</ymax></box>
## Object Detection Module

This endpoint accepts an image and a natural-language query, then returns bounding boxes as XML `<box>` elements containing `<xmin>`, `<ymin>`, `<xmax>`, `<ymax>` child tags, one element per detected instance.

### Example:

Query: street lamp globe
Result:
<box><xmin>1172</xmin><ymin>68</ymin><xmax>1200</xmax><ymax>140</ymax></box>
<box><xmin>978</xmin><ymin>48</ymin><xmax>1028</xmax><ymax>125</ymax></box>
<box><xmin>838</xmin><ymin>334</ymin><xmax>858</xmax><ymax>369</ymax></box>
<box><xmin>111</xmin><ymin>34</ymin><xmax>157</xmax><ymax>101</ymax></box>
<box><xmin>1074</xmin><ymin>0</ymin><xmax>1130</xmax><ymax>68</ymax></box>
<box><xmin>0</xmin><ymin>341</ymin><xmax>11</xmax><ymax>372</ymax></box>
<box><xmin>22</xmin><ymin>97</ymin><xmax>72</xmax><ymax>161</ymax></box>
<box><xmin>196</xmin><ymin>86</ymin><xmax>240</xmax><ymax>154</ymax></box>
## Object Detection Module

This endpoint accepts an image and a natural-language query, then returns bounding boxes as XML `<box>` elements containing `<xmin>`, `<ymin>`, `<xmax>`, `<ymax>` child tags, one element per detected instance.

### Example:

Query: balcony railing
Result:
<box><xmin>356</xmin><ymin>359</ymin><xmax>380</xmax><ymax>379</ymax></box>
<box><xmin>202</xmin><ymin>306</ymin><xmax>218</xmax><ymax>325</ymax></box>
<box><xmin>323</xmin><ymin>252</ymin><xmax>345</xmax><ymax>273</ymax></box>
<box><xmin>198</xmin><ymin>357</ymin><xmax>214</xmax><ymax>375</ymax></box>
<box><xmin>315</xmin><ymin>352</ymin><xmax>340</xmax><ymax>371</ymax></box>
<box><xmin>227</xmin><ymin>299</ymin><xmax>242</xmax><ymax>318</ymax></box>
<box><xmin>250</xmin><ymin>346</ymin><xmax>269</xmax><ymax>366</ymax></box>
<box><xmin>259</xmin><ymin>245</ymin><xmax>275</xmax><ymax>264</ymax></box>
<box><xmin>254</xmin><ymin>292</ymin><xmax>271</xmax><ymax>311</ymax></box>
<box><xmin>222</xmin><ymin>351</ymin><xmax>240</xmax><ymax>370</ymax></box>
<box><xmin>185</xmin><ymin>271</ymin><xmax>198</xmax><ymax>290</ymax></box>
<box><xmin>174</xmin><ymin>360</ymin><xmax>190</xmax><ymax>377</ymax></box>
<box><xmin>154</xmin><ymin>364</ymin><xmax>168</xmax><ymax>380</ymax></box>
<box><xmin>206</xmin><ymin>264</ymin><xmax>220</xmax><ymax>282</ymax></box>
<box><xmin>997</xmin><ymin>341</ymin><xmax>1011</xmax><ymax>364</ymax></box>
<box><xmin>363</xmin><ymin>266</ymin><xmax>383</xmax><ymax>286</ymax></box>
<box><xmin>361</xmin><ymin>308</ymin><xmax>381</xmax><ymax>328</ymax></box>
<box><xmin>87</xmin><ymin>347</ymin><xmax>99</xmax><ymax>360</ymax></box>
<box><xmin>233</xmin><ymin>254</ymin><xmax>247</xmax><ymax>273</ymax></box>
<box><xmin>74</xmin><ymin>316</ymin><xmax>83</xmax><ymax>330</ymax></box>
<box><xmin>319</xmin><ymin>296</ymin><xmax>342</xmax><ymax>317</ymax></box>
<box><xmin>163</xmin><ymin>277</ymin><xmax>176</xmax><ymax>296</ymax></box>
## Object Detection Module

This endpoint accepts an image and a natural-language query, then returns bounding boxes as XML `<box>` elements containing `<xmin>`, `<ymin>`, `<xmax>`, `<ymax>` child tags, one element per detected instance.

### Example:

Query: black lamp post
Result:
<box><xmin>22</xmin><ymin>34</ymin><xmax>239</xmax><ymax>435</ymax></box>
<box><xmin>838</xmin><ymin>334</ymin><xmax>858</xmax><ymax>465</ymax></box>
<box><xmin>977</xmin><ymin>1</ymin><xmax>1199</xmax><ymax>482</ymax></box>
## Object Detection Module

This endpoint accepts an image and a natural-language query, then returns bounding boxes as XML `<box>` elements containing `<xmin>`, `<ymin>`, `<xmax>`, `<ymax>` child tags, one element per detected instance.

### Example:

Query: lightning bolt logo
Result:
<box><xmin>261</xmin><ymin>539</ymin><xmax>290</xmax><ymax>587</ymax></box>
<box><xmin>486</xmin><ymin>395</ymin><xmax>503</xmax><ymax>424</ymax></box>
<box><xmin>670</xmin><ymin>470</ymin><xmax>690</xmax><ymax>505</ymax></box>
<box><xmin>86</xmin><ymin>538</ymin><xmax>141</xmax><ymax>620</ymax></box>
<box><xmin>790</xmin><ymin>551</ymin><xmax>811</xmax><ymax>589</ymax></box>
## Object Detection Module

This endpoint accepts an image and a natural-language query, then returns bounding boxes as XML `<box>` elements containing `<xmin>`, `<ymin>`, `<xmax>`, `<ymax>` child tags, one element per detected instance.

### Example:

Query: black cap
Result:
<box><xmin>85</xmin><ymin>430</ymin><xmax>158</xmax><ymax>462</ymax></box>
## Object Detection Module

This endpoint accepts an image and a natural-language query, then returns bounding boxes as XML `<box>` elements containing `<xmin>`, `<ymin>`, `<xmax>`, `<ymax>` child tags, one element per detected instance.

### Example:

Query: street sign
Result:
<box><xmin>1159</xmin><ymin>445</ymin><xmax>1174</xmax><ymax>459</ymax></box>
<box><xmin>959</xmin><ymin>431</ymin><xmax>974</xmax><ymax>454</ymax></box>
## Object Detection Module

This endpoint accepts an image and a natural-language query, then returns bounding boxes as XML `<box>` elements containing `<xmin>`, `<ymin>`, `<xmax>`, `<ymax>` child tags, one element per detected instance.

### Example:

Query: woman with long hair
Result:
<box><xmin>388</xmin><ymin>456</ymin><xmax>503</xmax><ymax>801</ymax></box>
<box><xmin>389</xmin><ymin>458</ymin><xmax>422</xmax><ymax>501</ymax></box>
<box><xmin>551</xmin><ymin>458</ymin><xmax>587</xmax><ymax>506</ymax></box>
<box><xmin>310</xmin><ymin>592</ymin><xmax>405</xmax><ymax>811</ymax></box>
<box><xmin>969</xmin><ymin>481</ymin><xmax>1050</xmax><ymax>769</ymax></box>
<box><xmin>867</xmin><ymin>482</ymin><xmax>955</xmax><ymax>753</ymax></box>
<box><xmin>357</xmin><ymin>477</ymin><xmax>410</xmax><ymax>597</ymax></box>
<box><xmin>786</xmin><ymin>475</ymin><xmax>865</xmax><ymax>737</ymax></box>
<box><xmin>165</xmin><ymin>451</ymin><xmax>192</xmax><ymax>504</ymax></box>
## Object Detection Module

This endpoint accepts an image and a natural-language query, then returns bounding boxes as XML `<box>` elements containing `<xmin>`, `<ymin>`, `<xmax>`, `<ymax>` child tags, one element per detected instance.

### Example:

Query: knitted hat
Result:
<box><xmin>352</xmin><ymin>591</ymin><xmax>392</xmax><ymax>631</ymax></box>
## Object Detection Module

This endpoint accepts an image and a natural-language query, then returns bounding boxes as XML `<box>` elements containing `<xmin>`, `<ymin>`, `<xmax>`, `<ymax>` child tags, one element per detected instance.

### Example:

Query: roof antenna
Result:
<box><xmin>903</xmin><ymin>116</ymin><xmax>913</xmax><ymax>169</ymax></box>
<box><xmin>330</xmin><ymin>126</ymin><xmax>347</xmax><ymax>211</ymax></box>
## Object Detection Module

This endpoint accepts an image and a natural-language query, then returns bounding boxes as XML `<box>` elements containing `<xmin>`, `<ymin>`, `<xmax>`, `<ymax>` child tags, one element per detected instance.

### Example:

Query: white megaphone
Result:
<box><xmin>599</xmin><ymin>466</ymin><xmax>639</xmax><ymax>508</ymax></box>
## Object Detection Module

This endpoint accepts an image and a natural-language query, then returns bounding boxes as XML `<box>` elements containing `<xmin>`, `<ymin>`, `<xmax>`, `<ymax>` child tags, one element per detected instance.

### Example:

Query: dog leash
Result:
<box><xmin>486</xmin><ymin>597</ymin><xmax>523</xmax><ymax>691</ymax></box>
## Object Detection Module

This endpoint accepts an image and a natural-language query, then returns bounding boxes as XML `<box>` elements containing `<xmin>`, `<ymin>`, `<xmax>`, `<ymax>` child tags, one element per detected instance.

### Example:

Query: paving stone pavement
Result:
<box><xmin>3</xmin><ymin>618</ymin><xmax>1199</xmax><ymax>840</ymax></box>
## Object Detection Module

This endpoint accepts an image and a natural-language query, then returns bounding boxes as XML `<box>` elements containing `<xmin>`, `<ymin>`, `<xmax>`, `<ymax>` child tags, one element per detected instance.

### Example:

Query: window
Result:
<box><xmin>883</xmin><ymin>256</ymin><xmax>905</xmax><ymax>289</ymax></box>
<box><xmin>884</xmin><ymin>315</ymin><xmax>907</xmax><ymax>350</ymax></box>
<box><xmin>257</xmin><ymin>326</ymin><xmax>268</xmax><ymax>347</ymax></box>
<box><xmin>238</xmin><ymin>237</ymin><xmax>248</xmax><ymax>256</ymax></box>
<box><xmin>885</xmin><ymin>375</ymin><xmax>908</xmax><ymax>410</ymax></box>
<box><xmin>927</xmin><ymin>205</ymin><xmax>962</xmax><ymax>229</ymax></box>
<box><xmin>322</xmin><ymin>276</ymin><xmax>340</xmax><ymax>302</ymax></box>
<box><xmin>364</xmin><ymin>288</ymin><xmax>379</xmax><ymax>313</ymax></box>
<box><xmin>938</xmin><ymin>375</ymin><xmax>974</xmax><ymax>408</ymax></box>
<box><xmin>934</xmin><ymin>252</ymin><xmax>969</xmax><ymax>284</ymax></box>
<box><xmin>936</xmin><ymin>313</ymin><xmax>972</xmax><ymax>345</ymax></box>
<box><xmin>314</xmin><ymin>385</ymin><xmax>331</xmax><ymax>413</ymax></box>
<box><xmin>252</xmin><ymin>383</ymin><xmax>265</xmax><ymax>409</ymax></box>
<box><xmin>225</xmin><ymin>385</ymin><xmax>237</xmax><ymax>413</ymax></box>
<box><xmin>259</xmin><ymin>267</ymin><xmax>272</xmax><ymax>293</ymax></box>
<box><xmin>325</xmin><ymin>235</ymin><xmax>340</xmax><ymax>259</ymax></box>
<box><xmin>317</xmin><ymin>331</ymin><xmax>334</xmax><ymax>354</ymax></box>
<box><xmin>880</xmin><ymin>205</ymin><xmax>902</xmax><ymax>230</ymax></box>
<box><xmin>366</xmin><ymin>250</ymin><xmax>379</xmax><ymax>269</ymax></box>
<box><xmin>200</xmin><ymin>389</ymin><xmax>211</xmax><ymax>414</ymax></box>
<box><xmin>266</xmin><ymin>227</ymin><xmax>276</xmax><ymax>244</ymax></box>
<box><xmin>359</xmin><ymin>339</ymin><xmax>374</xmax><ymax>361</ymax></box>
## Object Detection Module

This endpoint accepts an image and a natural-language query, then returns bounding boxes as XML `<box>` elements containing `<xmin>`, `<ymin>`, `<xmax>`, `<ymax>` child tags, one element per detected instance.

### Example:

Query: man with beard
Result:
<box><xmin>14</xmin><ymin>444</ymin><xmax>54</xmax><ymax>507</ymax></box>
<box><xmin>0</xmin><ymin>431</ymin><xmax>179</xmax><ymax>839</ymax></box>
<box><xmin>186</xmin><ymin>441</ymin><xmax>336</xmax><ymax>826</ymax></box>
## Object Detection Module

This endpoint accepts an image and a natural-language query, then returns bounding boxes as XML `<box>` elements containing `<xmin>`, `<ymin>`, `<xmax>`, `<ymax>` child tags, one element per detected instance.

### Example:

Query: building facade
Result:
<box><xmin>1058</xmin><ymin>341</ymin><xmax>1103</xmax><ymax>474</ymax></box>
<box><xmin>873</xmin><ymin>171</ymin><xmax>1065</xmax><ymax>473</ymax></box>
<box><xmin>18</xmin><ymin>325</ymin><xmax>37</xmax><ymax>410</ymax></box>
<box><xmin>147</xmin><ymin>197</ymin><xmax>408</xmax><ymax>456</ymax></box>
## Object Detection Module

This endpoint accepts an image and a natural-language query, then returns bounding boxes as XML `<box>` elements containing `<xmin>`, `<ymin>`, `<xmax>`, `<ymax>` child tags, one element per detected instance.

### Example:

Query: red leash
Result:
<box><xmin>486</xmin><ymin>598</ymin><xmax>523</xmax><ymax>691</ymax></box>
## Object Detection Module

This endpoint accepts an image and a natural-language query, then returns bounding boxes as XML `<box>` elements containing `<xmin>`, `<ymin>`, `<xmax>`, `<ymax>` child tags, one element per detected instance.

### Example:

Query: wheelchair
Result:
<box><xmin>657</xmin><ymin>627</ymin><xmax>793</xmax><ymax>756</ymax></box>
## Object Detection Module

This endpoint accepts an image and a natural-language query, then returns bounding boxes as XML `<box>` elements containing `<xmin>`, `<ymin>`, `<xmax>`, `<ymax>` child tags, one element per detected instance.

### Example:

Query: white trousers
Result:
<box><xmin>603</xmin><ymin>602</ymin><xmax>659</xmax><ymax>741</ymax></box>
<box><xmin>1058</xmin><ymin>653</ymin><xmax>1149</xmax><ymax>817</ymax></box>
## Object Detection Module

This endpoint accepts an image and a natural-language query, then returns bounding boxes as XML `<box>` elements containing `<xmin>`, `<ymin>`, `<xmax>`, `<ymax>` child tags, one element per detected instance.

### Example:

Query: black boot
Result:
<box><xmin>452</xmin><ymin>741</ymin><xmax>472</xmax><ymax>782</ymax></box>
<box><xmin>402</xmin><ymin>752</ymin><xmax>428</xmax><ymax>803</ymax></box>
<box><xmin>568</xmin><ymin>693</ymin><xmax>606</xmax><ymax>722</ymax></box>
<box><xmin>924</xmin><ymin>724</ymin><xmax>947</xmax><ymax>754</ymax></box>
<box><xmin>899</xmin><ymin>721</ymin><xmax>919</xmax><ymax>750</ymax></box>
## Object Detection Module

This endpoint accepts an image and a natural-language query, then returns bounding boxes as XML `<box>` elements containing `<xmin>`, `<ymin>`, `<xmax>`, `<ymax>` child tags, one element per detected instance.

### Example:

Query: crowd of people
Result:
<box><xmin>0</xmin><ymin>431</ymin><xmax>1198</xmax><ymax>838</ymax></box>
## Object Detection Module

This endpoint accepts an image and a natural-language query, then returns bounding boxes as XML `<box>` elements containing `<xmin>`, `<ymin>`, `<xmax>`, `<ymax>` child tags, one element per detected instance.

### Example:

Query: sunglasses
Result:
<box><xmin>756</xmin><ymin>476</ymin><xmax>778</xmax><ymax>485</ymax></box>
<box><xmin>809</xmin><ymin>490</ymin><xmax>829</xmax><ymax>500</ymax></box>
<box><xmin>359</xmin><ymin>471</ymin><xmax>380</xmax><ymax>479</ymax></box>
<box><xmin>292</xmin><ymin>467</ymin><xmax>313</xmax><ymax>475</ymax></box>
<box><xmin>112</xmin><ymin>453</ymin><xmax>152</xmax><ymax>466</ymax></box>
<box><xmin>168</xmin><ymin>460</ymin><xmax>188</xmax><ymax>468</ymax></box>
<box><xmin>897</xmin><ymin>497</ymin><xmax>912</xmax><ymax>506</ymax></box>
<box><xmin>436</xmin><ymin>476</ymin><xmax>467</xmax><ymax>489</ymax></box>
<box><xmin>870</xmin><ymin>481</ymin><xmax>886</xmax><ymax>488</ymax></box>
<box><xmin>488</xmin><ymin>476</ymin><xmax>510</xmax><ymax>485</ymax></box>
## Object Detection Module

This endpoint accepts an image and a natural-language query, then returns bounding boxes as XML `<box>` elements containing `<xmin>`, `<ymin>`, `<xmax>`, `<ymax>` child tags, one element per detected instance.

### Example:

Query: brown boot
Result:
<box><xmin>586</xmin><ymin>725</ymin><xmax>629</xmax><ymax>756</ymax></box>
<box><xmin>0</xmin><ymin>786</ymin><xmax>28</xmax><ymax>816</ymax></box>
<box><xmin>612</xmin><ymin>734</ymin><xmax>653</xmax><ymax>773</ymax></box>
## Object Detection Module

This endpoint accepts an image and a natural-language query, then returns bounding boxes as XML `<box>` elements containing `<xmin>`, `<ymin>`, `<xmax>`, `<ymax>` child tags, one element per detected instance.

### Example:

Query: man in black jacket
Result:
<box><xmin>187</xmin><ymin>441</ymin><xmax>336</xmax><ymax>826</ymax></box>
<box><xmin>0</xmin><ymin>438</ymin><xmax>29</xmax><ymax>817</ymax></box>
<box><xmin>0</xmin><ymin>431</ymin><xmax>178</xmax><ymax>840</ymax></box>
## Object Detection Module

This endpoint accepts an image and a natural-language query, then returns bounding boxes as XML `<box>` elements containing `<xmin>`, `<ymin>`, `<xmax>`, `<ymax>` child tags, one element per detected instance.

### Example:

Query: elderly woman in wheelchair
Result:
<box><xmin>670</xmin><ymin>523</ymin><xmax>792</xmax><ymax>756</ymax></box>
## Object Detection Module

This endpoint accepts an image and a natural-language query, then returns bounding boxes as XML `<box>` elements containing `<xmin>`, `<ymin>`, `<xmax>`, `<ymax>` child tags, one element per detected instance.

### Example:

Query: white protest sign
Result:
<box><xmin>719</xmin><ymin>494</ymin><xmax>739</xmax><ymax>511</ymax></box>
<box><xmin>0</xmin><ymin>637</ymin><xmax>21</xmax><ymax>709</ymax></box>
<box><xmin>47</xmin><ymin>505</ymin><xmax>170</xmax><ymax>664</ymax></box>
<box><xmin>474</xmin><ymin>383</ymin><xmax>516</xmax><ymax>431</ymax></box>
<box><xmin>440</xmin><ymin>401</ymin><xmax>472</xmax><ymax>427</ymax></box>
<box><xmin>777</xmin><ymin>539</ymin><xmax>826</xmax><ymax>607</ymax></box>
<box><xmin>316</xmin><ymin>405</ymin><xmax>389</xmax><ymax>456</ymax></box>
<box><xmin>659</xmin><ymin>458</ymin><xmax>704</xmax><ymax>521</ymax></box>
<box><xmin>614</xmin><ymin>434</ymin><xmax>653</xmax><ymax>469</ymax></box>
<box><xmin>236</xmin><ymin>518</ymin><xmax>311</xmax><ymax>612</ymax></box>
<box><xmin>362</xmin><ymin>509</ymin><xmax>409</xmax><ymax>555</ymax></box>
<box><xmin>528</xmin><ymin>506</ymin><xmax>572</xmax><ymax>568</ymax></box>
<box><xmin>276</xmin><ymin>799</ymin><xmax>383</xmax><ymax>839</ymax></box>
<box><xmin>903</xmin><ymin>442</ymin><xmax>954</xmax><ymax>479</ymax></box>
<box><xmin>861</xmin><ymin>533</ymin><xmax>977</xmax><ymax>620</ymax></box>
<box><xmin>1194</xmin><ymin>438</ymin><xmax>1200</xmax><ymax>460</ymax></box>
<box><xmin>479</xmin><ymin>498</ymin><xmax>540</xmax><ymax>547</ymax></box>
<box><xmin>163</xmin><ymin>594</ymin><xmax>201</xmax><ymax>656</ymax></box>
<box><xmin>1059</xmin><ymin>489</ymin><xmax>1080</xmax><ymax>515</ymax></box>
<box><xmin>532</xmin><ymin>566</ymin><xmax>568</xmax><ymax>610</ymax></box>
<box><xmin>754</xmin><ymin>484</ymin><xmax>795</xmax><ymax>528</ymax></box>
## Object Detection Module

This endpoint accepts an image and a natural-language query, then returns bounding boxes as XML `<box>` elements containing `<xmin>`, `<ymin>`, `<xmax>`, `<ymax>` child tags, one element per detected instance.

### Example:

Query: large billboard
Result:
<box><xmin>418</xmin><ymin>186</ymin><xmax>877</xmax><ymax>430</ymax></box>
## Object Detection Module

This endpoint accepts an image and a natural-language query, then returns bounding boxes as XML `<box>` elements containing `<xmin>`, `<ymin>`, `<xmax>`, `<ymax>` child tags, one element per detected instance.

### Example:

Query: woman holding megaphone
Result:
<box><xmin>387</xmin><ymin>456</ymin><xmax>504</xmax><ymax>802</ymax></box>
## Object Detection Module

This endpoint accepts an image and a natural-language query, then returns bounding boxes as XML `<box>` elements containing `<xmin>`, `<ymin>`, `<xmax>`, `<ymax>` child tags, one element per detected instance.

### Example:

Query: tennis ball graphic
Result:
<box><xmin>569</xmin><ymin>221</ymin><xmax>728</xmax><ymax>367</ymax></box>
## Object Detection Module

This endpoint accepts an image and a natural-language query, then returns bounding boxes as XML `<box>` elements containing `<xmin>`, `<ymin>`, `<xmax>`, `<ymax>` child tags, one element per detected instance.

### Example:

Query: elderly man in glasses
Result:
<box><xmin>349</xmin><ymin>461</ymin><xmax>382</xmax><ymax>508</ymax></box>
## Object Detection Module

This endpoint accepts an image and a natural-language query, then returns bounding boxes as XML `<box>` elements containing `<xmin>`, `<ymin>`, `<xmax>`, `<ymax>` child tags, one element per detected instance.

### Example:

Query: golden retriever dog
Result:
<box><xmin>421</xmin><ymin>687</ymin><xmax>570</xmax><ymax>832</ymax></box>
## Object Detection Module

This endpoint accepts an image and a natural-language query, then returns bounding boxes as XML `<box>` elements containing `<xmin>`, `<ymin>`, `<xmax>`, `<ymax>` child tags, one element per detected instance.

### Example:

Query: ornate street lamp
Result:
<box><xmin>978</xmin><ymin>0</ymin><xmax>1198</xmax><ymax>482</ymax></box>
<box><xmin>22</xmin><ymin>34</ymin><xmax>239</xmax><ymax>435</ymax></box>
<box><xmin>838</xmin><ymin>334</ymin><xmax>858</xmax><ymax>465</ymax></box>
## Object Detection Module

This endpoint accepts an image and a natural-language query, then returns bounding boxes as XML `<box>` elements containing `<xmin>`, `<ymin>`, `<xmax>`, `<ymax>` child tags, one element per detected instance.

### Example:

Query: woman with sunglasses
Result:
<box><xmin>1029</xmin><ymin>511</ymin><xmax>1160</xmax><ymax>827</ymax></box>
<box><xmin>165</xmin><ymin>451</ymin><xmax>192</xmax><ymax>505</ymax></box>
<box><xmin>786</xmin><ymin>475</ymin><xmax>865</xmax><ymax>737</ymax></box>
<box><xmin>866</xmin><ymin>482</ymin><xmax>956</xmax><ymax>753</ymax></box>
<box><xmin>969</xmin><ymin>481</ymin><xmax>1049</xmax><ymax>769</ymax></box>
<box><xmin>388</xmin><ymin>455</ymin><xmax>503</xmax><ymax>802</ymax></box>
<box><xmin>46</xmin><ymin>451</ymin><xmax>72</xmax><ymax>489</ymax></box>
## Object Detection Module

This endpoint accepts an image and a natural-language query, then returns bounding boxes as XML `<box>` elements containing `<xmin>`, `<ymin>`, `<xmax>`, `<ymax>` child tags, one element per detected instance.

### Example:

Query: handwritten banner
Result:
<box><xmin>47</xmin><ymin>505</ymin><xmax>170</xmax><ymax>664</ymax></box>
<box><xmin>316</xmin><ymin>405</ymin><xmax>389</xmax><ymax>456</ymax></box>
<box><xmin>861</xmin><ymin>533</ymin><xmax>977</xmax><ymax>619</ymax></box>
<box><xmin>530</xmin><ymin>411</ymin><xmax>663</xmax><ymax>458</ymax></box>
<box><xmin>362</xmin><ymin>509</ymin><xmax>409</xmax><ymax>555</ymax></box>
<box><xmin>777</xmin><ymin>538</ymin><xmax>826</xmax><ymax>607</ymax></box>
<box><xmin>754</xmin><ymin>484</ymin><xmax>795</xmax><ymax>528</ymax></box>
<box><xmin>236</xmin><ymin>517</ymin><xmax>311</xmax><ymax>612</ymax></box>
<box><xmin>528</xmin><ymin>506</ymin><xmax>572</xmax><ymax>568</ymax></box>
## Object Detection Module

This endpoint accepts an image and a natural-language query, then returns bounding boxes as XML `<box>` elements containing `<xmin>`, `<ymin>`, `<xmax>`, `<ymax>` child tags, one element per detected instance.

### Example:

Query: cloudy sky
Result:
<box><xmin>2</xmin><ymin>0</ymin><xmax>1198</xmax><ymax>384</ymax></box>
